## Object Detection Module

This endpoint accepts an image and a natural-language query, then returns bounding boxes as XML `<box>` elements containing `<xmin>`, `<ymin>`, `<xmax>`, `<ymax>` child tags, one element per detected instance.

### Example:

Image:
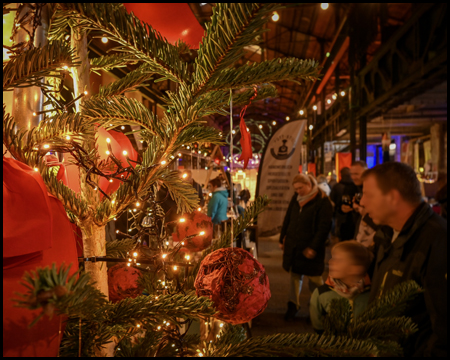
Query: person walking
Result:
<box><xmin>360</xmin><ymin>162</ymin><xmax>447</xmax><ymax>357</ymax></box>
<box><xmin>279</xmin><ymin>173</ymin><xmax>333</xmax><ymax>321</ymax></box>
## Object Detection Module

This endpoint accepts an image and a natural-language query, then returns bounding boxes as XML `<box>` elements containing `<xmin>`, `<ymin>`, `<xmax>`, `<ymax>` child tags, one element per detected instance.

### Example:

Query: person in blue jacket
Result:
<box><xmin>207</xmin><ymin>177</ymin><xmax>229</xmax><ymax>225</ymax></box>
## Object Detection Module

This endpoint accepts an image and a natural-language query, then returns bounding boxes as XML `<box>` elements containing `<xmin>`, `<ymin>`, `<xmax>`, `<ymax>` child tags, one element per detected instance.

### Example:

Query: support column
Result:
<box><xmin>349</xmin><ymin>83</ymin><xmax>357</xmax><ymax>162</ymax></box>
<box><xmin>359</xmin><ymin>115</ymin><xmax>367</xmax><ymax>163</ymax></box>
<box><xmin>11</xmin><ymin>3</ymin><xmax>49</xmax><ymax>130</ymax></box>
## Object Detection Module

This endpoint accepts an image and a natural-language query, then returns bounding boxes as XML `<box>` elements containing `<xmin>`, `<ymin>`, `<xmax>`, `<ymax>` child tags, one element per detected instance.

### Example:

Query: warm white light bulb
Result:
<box><xmin>161</xmin><ymin>160</ymin><xmax>166</xmax><ymax>165</ymax></box>
<box><xmin>179</xmin><ymin>218</ymin><xmax>186</xmax><ymax>223</ymax></box>
<box><xmin>43</xmin><ymin>144</ymin><xmax>50</xmax><ymax>149</ymax></box>
<box><xmin>122</xmin><ymin>150</ymin><xmax>128</xmax><ymax>156</ymax></box>
<box><xmin>340</xmin><ymin>91</ymin><xmax>346</xmax><ymax>96</ymax></box>
<box><xmin>259</xmin><ymin>124</ymin><xmax>263</xmax><ymax>129</ymax></box>
<box><xmin>136</xmin><ymin>202</ymin><xmax>140</xmax><ymax>206</ymax></box>
<box><xmin>327</xmin><ymin>99</ymin><xmax>331</xmax><ymax>104</ymax></box>
<box><xmin>101</xmin><ymin>37</ymin><xmax>108</xmax><ymax>43</ymax></box>
<box><xmin>198</xmin><ymin>207</ymin><xmax>202</xmax><ymax>211</ymax></box>
<box><xmin>173</xmin><ymin>266</ymin><xmax>177</xmax><ymax>271</ymax></box>
<box><xmin>106</xmin><ymin>138</ymin><xmax>111</xmax><ymax>143</ymax></box>
<box><xmin>200</xmin><ymin>231</ymin><xmax>205</xmax><ymax>236</ymax></box>
<box><xmin>84</xmin><ymin>90</ymin><xmax>88</xmax><ymax>95</ymax></box>
<box><xmin>300</xmin><ymin>110</ymin><xmax>304</xmax><ymax>116</ymax></box>
<box><xmin>272</xmin><ymin>121</ymin><xmax>276</xmax><ymax>126</ymax></box>
<box><xmin>65</xmin><ymin>135</ymin><xmax>71</xmax><ymax>140</ymax></box>
<box><xmin>309</xmin><ymin>125</ymin><xmax>314</xmax><ymax>130</ymax></box>
<box><xmin>286</xmin><ymin>116</ymin><xmax>290</xmax><ymax>121</ymax></box>
<box><xmin>182</xmin><ymin>173</ymin><xmax>188</xmax><ymax>178</ymax></box>
<box><xmin>321</xmin><ymin>3</ymin><xmax>329</xmax><ymax>10</ymax></box>
<box><xmin>272</xmin><ymin>11</ymin><xmax>279</xmax><ymax>22</ymax></box>
<box><xmin>133</xmin><ymin>252</ymin><xmax>138</xmax><ymax>257</ymax></box>
<box><xmin>106</xmin><ymin>150</ymin><xmax>110</xmax><ymax>155</ymax></box>
<box><xmin>162</xmin><ymin>253</ymin><xmax>167</xmax><ymax>259</ymax></box>
<box><xmin>121</xmin><ymin>126</ymin><xmax>125</xmax><ymax>130</ymax></box>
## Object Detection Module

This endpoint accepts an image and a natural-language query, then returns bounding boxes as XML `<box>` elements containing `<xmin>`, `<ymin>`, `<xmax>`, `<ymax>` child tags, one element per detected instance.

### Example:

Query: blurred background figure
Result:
<box><xmin>180</xmin><ymin>170</ymin><xmax>204</xmax><ymax>207</ymax></box>
<box><xmin>327</xmin><ymin>173</ymin><xmax>337</xmax><ymax>190</ymax></box>
<box><xmin>435</xmin><ymin>172</ymin><xmax>447</xmax><ymax>220</ymax></box>
<box><xmin>317</xmin><ymin>174</ymin><xmax>331</xmax><ymax>197</ymax></box>
<box><xmin>207</xmin><ymin>177</ymin><xmax>228</xmax><ymax>226</ymax></box>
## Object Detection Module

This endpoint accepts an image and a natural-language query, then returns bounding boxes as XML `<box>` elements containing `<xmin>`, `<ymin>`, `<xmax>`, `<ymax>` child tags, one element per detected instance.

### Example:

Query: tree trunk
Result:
<box><xmin>80</xmin><ymin>221</ymin><xmax>109</xmax><ymax>298</ymax></box>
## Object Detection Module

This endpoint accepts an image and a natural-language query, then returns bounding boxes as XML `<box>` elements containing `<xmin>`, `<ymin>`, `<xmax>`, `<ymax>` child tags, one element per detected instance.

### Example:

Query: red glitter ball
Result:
<box><xmin>194</xmin><ymin>247</ymin><xmax>271</xmax><ymax>325</ymax></box>
<box><xmin>108</xmin><ymin>264</ymin><xmax>142</xmax><ymax>303</ymax></box>
<box><xmin>172</xmin><ymin>211</ymin><xmax>213</xmax><ymax>252</ymax></box>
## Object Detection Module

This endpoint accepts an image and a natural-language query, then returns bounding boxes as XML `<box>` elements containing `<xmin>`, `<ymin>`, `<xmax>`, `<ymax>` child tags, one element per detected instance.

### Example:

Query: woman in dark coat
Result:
<box><xmin>279</xmin><ymin>173</ymin><xmax>333</xmax><ymax>320</ymax></box>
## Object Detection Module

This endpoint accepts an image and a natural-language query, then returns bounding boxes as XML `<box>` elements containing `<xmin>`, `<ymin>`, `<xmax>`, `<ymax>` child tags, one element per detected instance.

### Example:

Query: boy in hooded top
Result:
<box><xmin>309</xmin><ymin>241</ymin><xmax>373</xmax><ymax>334</ymax></box>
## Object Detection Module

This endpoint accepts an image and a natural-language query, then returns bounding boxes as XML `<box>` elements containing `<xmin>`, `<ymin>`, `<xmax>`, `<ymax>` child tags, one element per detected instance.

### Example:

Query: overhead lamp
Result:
<box><xmin>271</xmin><ymin>11</ymin><xmax>279</xmax><ymax>22</ymax></box>
<box><xmin>321</xmin><ymin>3</ymin><xmax>329</xmax><ymax>10</ymax></box>
<box><xmin>286</xmin><ymin>116</ymin><xmax>290</xmax><ymax>121</ymax></box>
<box><xmin>340</xmin><ymin>90</ymin><xmax>346</xmax><ymax>97</ymax></box>
<box><xmin>327</xmin><ymin>99</ymin><xmax>332</xmax><ymax>104</ymax></box>
<box><xmin>299</xmin><ymin>110</ymin><xmax>304</xmax><ymax>116</ymax></box>
<box><xmin>312</xmin><ymin>105</ymin><xmax>317</xmax><ymax>111</ymax></box>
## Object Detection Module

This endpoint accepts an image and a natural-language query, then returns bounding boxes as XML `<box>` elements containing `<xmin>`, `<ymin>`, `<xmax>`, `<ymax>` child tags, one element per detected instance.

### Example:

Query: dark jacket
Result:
<box><xmin>280</xmin><ymin>190</ymin><xmax>333</xmax><ymax>276</ymax></box>
<box><xmin>369</xmin><ymin>202</ymin><xmax>447</xmax><ymax>357</ymax></box>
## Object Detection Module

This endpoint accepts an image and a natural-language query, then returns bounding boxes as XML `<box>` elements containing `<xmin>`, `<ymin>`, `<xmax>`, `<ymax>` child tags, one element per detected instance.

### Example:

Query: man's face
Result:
<box><xmin>350</xmin><ymin>165</ymin><xmax>365</xmax><ymax>186</ymax></box>
<box><xmin>293</xmin><ymin>182</ymin><xmax>311</xmax><ymax>196</ymax></box>
<box><xmin>360</xmin><ymin>175</ymin><xmax>395</xmax><ymax>225</ymax></box>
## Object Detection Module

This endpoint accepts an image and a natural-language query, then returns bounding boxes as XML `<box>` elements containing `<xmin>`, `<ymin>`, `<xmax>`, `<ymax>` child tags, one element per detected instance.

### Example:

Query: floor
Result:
<box><xmin>250</xmin><ymin>234</ymin><xmax>333</xmax><ymax>337</ymax></box>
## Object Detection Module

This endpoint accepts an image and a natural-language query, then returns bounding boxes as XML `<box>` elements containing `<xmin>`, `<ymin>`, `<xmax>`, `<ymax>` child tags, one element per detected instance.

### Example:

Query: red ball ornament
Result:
<box><xmin>172</xmin><ymin>211</ymin><xmax>213</xmax><ymax>252</ymax></box>
<box><xmin>108</xmin><ymin>264</ymin><xmax>143</xmax><ymax>303</ymax></box>
<box><xmin>194</xmin><ymin>247</ymin><xmax>271</xmax><ymax>325</ymax></box>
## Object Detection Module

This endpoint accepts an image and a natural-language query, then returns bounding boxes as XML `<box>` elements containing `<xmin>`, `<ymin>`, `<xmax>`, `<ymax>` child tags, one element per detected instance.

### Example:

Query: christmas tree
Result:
<box><xmin>4</xmin><ymin>3</ymin><xmax>419</xmax><ymax>357</ymax></box>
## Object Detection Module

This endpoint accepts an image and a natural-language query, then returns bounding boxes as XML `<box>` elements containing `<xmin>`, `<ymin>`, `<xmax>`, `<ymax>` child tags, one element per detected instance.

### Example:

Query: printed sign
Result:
<box><xmin>256</xmin><ymin>120</ymin><xmax>306</xmax><ymax>236</ymax></box>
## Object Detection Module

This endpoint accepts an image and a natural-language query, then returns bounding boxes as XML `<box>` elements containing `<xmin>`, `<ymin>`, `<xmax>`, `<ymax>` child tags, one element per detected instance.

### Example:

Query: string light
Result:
<box><xmin>165</xmin><ymin>241</ymin><xmax>169</xmax><ymax>246</ymax></box>
<box><xmin>133</xmin><ymin>252</ymin><xmax>138</xmax><ymax>257</ymax></box>
<box><xmin>32</xmin><ymin>112</ymin><xmax>37</xmax><ymax>116</ymax></box>
<box><xmin>43</xmin><ymin>144</ymin><xmax>50</xmax><ymax>149</ymax></box>
<box><xmin>65</xmin><ymin>135</ymin><xmax>71</xmax><ymax>140</ymax></box>
<box><xmin>179</xmin><ymin>218</ymin><xmax>186</xmax><ymax>223</ymax></box>
<box><xmin>127</xmin><ymin>263</ymin><xmax>131</xmax><ymax>267</ymax></box>
<box><xmin>122</xmin><ymin>150</ymin><xmax>128</xmax><ymax>156</ymax></box>
<box><xmin>181</xmin><ymin>242</ymin><xmax>184</xmax><ymax>245</ymax></box>
<box><xmin>286</xmin><ymin>116</ymin><xmax>290</xmax><ymax>121</ymax></box>
<box><xmin>101</xmin><ymin>37</ymin><xmax>108</xmax><ymax>43</ymax></box>
<box><xmin>162</xmin><ymin>254</ymin><xmax>167</xmax><ymax>259</ymax></box>
<box><xmin>106</xmin><ymin>150</ymin><xmax>110</xmax><ymax>155</ymax></box>
<box><xmin>106</xmin><ymin>138</ymin><xmax>111</xmax><ymax>143</ymax></box>
<box><xmin>332</xmin><ymin>93</ymin><xmax>337</xmax><ymax>100</ymax></box>
<box><xmin>136</xmin><ymin>202</ymin><xmax>140</xmax><ymax>206</ymax></box>
<box><xmin>259</xmin><ymin>124</ymin><xmax>263</xmax><ymax>129</ymax></box>
<box><xmin>340</xmin><ymin>90</ymin><xmax>346</xmax><ymax>96</ymax></box>
<box><xmin>63</xmin><ymin>65</ymin><xmax>68</xmax><ymax>70</ymax></box>
<box><xmin>178</xmin><ymin>153</ymin><xmax>182</xmax><ymax>157</ymax></box>
<box><xmin>116</xmin><ymin>230</ymin><xmax>119</xmax><ymax>233</ymax></box>
<box><xmin>272</xmin><ymin>121</ymin><xmax>276</xmax><ymax>125</ymax></box>
<box><xmin>109</xmin><ymin>179</ymin><xmax>113</xmax><ymax>183</ymax></box>
<box><xmin>182</xmin><ymin>173</ymin><xmax>188</xmax><ymax>178</ymax></box>
<box><xmin>232</xmin><ymin>130</ymin><xmax>236</xmax><ymax>134</ymax></box>
<box><xmin>309</xmin><ymin>124</ymin><xmax>314</xmax><ymax>131</ymax></box>
<box><xmin>136</xmin><ymin>324</ymin><xmax>141</xmax><ymax>328</ymax></box>
<box><xmin>161</xmin><ymin>160</ymin><xmax>166</xmax><ymax>165</ymax></box>
<box><xmin>121</xmin><ymin>126</ymin><xmax>125</xmax><ymax>130</ymax></box>
<box><xmin>200</xmin><ymin>231</ymin><xmax>205</xmax><ymax>236</ymax></box>
<box><xmin>313</xmin><ymin>105</ymin><xmax>318</xmax><ymax>111</ymax></box>
<box><xmin>327</xmin><ymin>99</ymin><xmax>332</xmax><ymax>104</ymax></box>
<box><xmin>34</xmin><ymin>167</ymin><xmax>39</xmax><ymax>171</ymax></box>
<box><xmin>185</xmin><ymin>255</ymin><xmax>190</xmax><ymax>261</ymax></box>
<box><xmin>321</xmin><ymin>3</ymin><xmax>329</xmax><ymax>10</ymax></box>
<box><xmin>299</xmin><ymin>110</ymin><xmax>304</xmax><ymax>116</ymax></box>
<box><xmin>84</xmin><ymin>90</ymin><xmax>88</xmax><ymax>95</ymax></box>
<box><xmin>271</xmin><ymin>11</ymin><xmax>279</xmax><ymax>22</ymax></box>
<box><xmin>198</xmin><ymin>207</ymin><xmax>202</xmax><ymax>211</ymax></box>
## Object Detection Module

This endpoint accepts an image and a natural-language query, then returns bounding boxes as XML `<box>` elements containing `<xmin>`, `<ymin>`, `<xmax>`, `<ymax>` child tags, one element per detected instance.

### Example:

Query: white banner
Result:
<box><xmin>256</xmin><ymin>120</ymin><xmax>306</xmax><ymax>237</ymax></box>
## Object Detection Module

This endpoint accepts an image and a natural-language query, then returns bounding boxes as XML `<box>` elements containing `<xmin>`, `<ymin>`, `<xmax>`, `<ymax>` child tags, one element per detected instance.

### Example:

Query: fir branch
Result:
<box><xmin>323</xmin><ymin>298</ymin><xmax>353</xmax><ymax>336</ymax></box>
<box><xmin>209</xmin><ymin>333</ymin><xmax>378</xmax><ymax>357</ymax></box>
<box><xmin>172</xmin><ymin>125</ymin><xmax>224</xmax><ymax>149</ymax></box>
<box><xmin>106</xmin><ymin>238</ymin><xmax>137</xmax><ymax>258</ymax></box>
<box><xmin>3</xmin><ymin>40</ymin><xmax>79</xmax><ymax>91</ymax></box>
<box><xmin>208</xmin><ymin>58</ymin><xmax>321</xmax><ymax>91</ymax></box>
<box><xmin>193</xmin><ymin>3</ymin><xmax>282</xmax><ymax>96</ymax></box>
<box><xmin>94</xmin><ymin>63</ymin><xmax>155</xmax><ymax>98</ymax></box>
<box><xmin>90</xmin><ymin>53</ymin><xmax>138</xmax><ymax>72</ymax></box>
<box><xmin>349</xmin><ymin>317</ymin><xmax>418</xmax><ymax>341</ymax></box>
<box><xmin>49</xmin><ymin>4</ymin><xmax>190</xmax><ymax>84</ymax></box>
<box><xmin>115</xmin><ymin>330</ymin><xmax>163</xmax><ymax>357</ymax></box>
<box><xmin>357</xmin><ymin>280</ymin><xmax>423</xmax><ymax>323</ymax></box>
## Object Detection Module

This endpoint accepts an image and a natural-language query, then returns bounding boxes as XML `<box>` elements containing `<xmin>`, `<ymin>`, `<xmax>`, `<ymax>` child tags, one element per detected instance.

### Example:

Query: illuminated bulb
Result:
<box><xmin>133</xmin><ymin>209</ymin><xmax>137</xmax><ymax>212</ymax></box>
<box><xmin>198</xmin><ymin>207</ymin><xmax>202</xmax><ymax>211</ymax></box>
<box><xmin>157</xmin><ymin>326</ymin><xmax>161</xmax><ymax>330</ymax></box>
<box><xmin>106</xmin><ymin>150</ymin><xmax>110</xmax><ymax>155</ymax></box>
<box><xmin>272</xmin><ymin>11</ymin><xmax>279</xmax><ymax>22</ymax></box>
<box><xmin>313</xmin><ymin>105</ymin><xmax>317</xmax><ymax>111</ymax></box>
<box><xmin>327</xmin><ymin>99</ymin><xmax>332</xmax><ymax>104</ymax></box>
<box><xmin>165</xmin><ymin>241</ymin><xmax>169</xmax><ymax>246</ymax></box>
<box><xmin>286</xmin><ymin>116</ymin><xmax>290</xmax><ymax>121</ymax></box>
<box><xmin>101</xmin><ymin>37</ymin><xmax>108</xmax><ymax>43</ymax></box>
<box><xmin>162</xmin><ymin>254</ymin><xmax>167</xmax><ymax>259</ymax></box>
<box><xmin>219</xmin><ymin>323</ymin><xmax>224</xmax><ymax>327</ymax></box>
<box><xmin>173</xmin><ymin>266</ymin><xmax>177</xmax><ymax>271</ymax></box>
<box><xmin>63</xmin><ymin>65</ymin><xmax>68</xmax><ymax>70</ymax></box>
<box><xmin>232</xmin><ymin>130</ymin><xmax>236</xmax><ymax>134</ymax></box>
<box><xmin>136</xmin><ymin>324</ymin><xmax>141</xmax><ymax>328</ymax></box>
<box><xmin>128</xmin><ymin>259</ymin><xmax>132</xmax><ymax>262</ymax></box>
<box><xmin>109</xmin><ymin>179</ymin><xmax>113</xmax><ymax>183</ymax></box>
<box><xmin>128</xmin><ymin>229</ymin><xmax>132</xmax><ymax>232</ymax></box>
<box><xmin>272</xmin><ymin>121</ymin><xmax>276</xmax><ymax>126</ymax></box>
<box><xmin>121</xmin><ymin>126</ymin><xmax>125</xmax><ymax>130</ymax></box>
<box><xmin>32</xmin><ymin>112</ymin><xmax>37</xmax><ymax>116</ymax></box>
<box><xmin>43</xmin><ymin>144</ymin><xmax>50</xmax><ymax>149</ymax></box>
<box><xmin>106</xmin><ymin>138</ymin><xmax>111</xmax><ymax>143</ymax></box>
<box><xmin>34</xmin><ymin>167</ymin><xmax>39</xmax><ymax>172</ymax></box>
<box><xmin>204</xmin><ymin>152</ymin><xmax>207</xmax><ymax>156</ymax></box>
<box><xmin>161</xmin><ymin>160</ymin><xmax>166</xmax><ymax>165</ymax></box>
<box><xmin>299</xmin><ymin>110</ymin><xmax>304</xmax><ymax>116</ymax></box>
<box><xmin>198</xmin><ymin>353</ymin><xmax>204</xmax><ymax>357</ymax></box>
<box><xmin>179</xmin><ymin>218</ymin><xmax>186</xmax><ymax>223</ymax></box>
<box><xmin>321</xmin><ymin>3</ymin><xmax>329</xmax><ymax>10</ymax></box>
<box><xmin>309</xmin><ymin>125</ymin><xmax>314</xmax><ymax>130</ymax></box>
<box><xmin>65</xmin><ymin>135</ymin><xmax>71</xmax><ymax>140</ymax></box>
<box><xmin>127</xmin><ymin>263</ymin><xmax>131</xmax><ymax>267</ymax></box>
<box><xmin>122</xmin><ymin>150</ymin><xmax>128</xmax><ymax>156</ymax></box>
<box><xmin>136</xmin><ymin>202</ymin><xmax>140</xmax><ymax>206</ymax></box>
<box><xmin>186</xmin><ymin>146</ymin><xmax>190</xmax><ymax>149</ymax></box>
<box><xmin>181</xmin><ymin>242</ymin><xmax>185</xmax><ymax>245</ymax></box>
<box><xmin>94</xmin><ymin>187</ymin><xmax>98</xmax><ymax>191</ymax></box>
<box><xmin>185</xmin><ymin>255</ymin><xmax>190</xmax><ymax>261</ymax></box>
<box><xmin>332</xmin><ymin>93</ymin><xmax>337</xmax><ymax>100</ymax></box>
<box><xmin>182</xmin><ymin>173</ymin><xmax>188</xmax><ymax>179</ymax></box>
<box><xmin>65</xmin><ymin>34</ymin><xmax>70</xmax><ymax>40</ymax></box>
<box><xmin>166</xmin><ymin>322</ymin><xmax>170</xmax><ymax>326</ymax></box>
<box><xmin>340</xmin><ymin>90</ymin><xmax>346</xmax><ymax>96</ymax></box>
<box><xmin>133</xmin><ymin>252</ymin><xmax>138</xmax><ymax>257</ymax></box>
<box><xmin>116</xmin><ymin>230</ymin><xmax>119</xmax><ymax>234</ymax></box>
<box><xmin>200</xmin><ymin>231</ymin><xmax>205</xmax><ymax>236</ymax></box>
<box><xmin>246</xmin><ymin>127</ymin><xmax>249</xmax><ymax>132</ymax></box>
<box><xmin>259</xmin><ymin>124</ymin><xmax>263</xmax><ymax>129</ymax></box>
<box><xmin>113</xmin><ymin>217</ymin><xmax>117</xmax><ymax>220</ymax></box>
<box><xmin>84</xmin><ymin>90</ymin><xmax>88</xmax><ymax>95</ymax></box>
<box><xmin>209</xmin><ymin>193</ymin><xmax>212</xmax><ymax>196</ymax></box>
<box><xmin>162</xmin><ymin>281</ymin><xmax>165</xmax><ymax>286</ymax></box>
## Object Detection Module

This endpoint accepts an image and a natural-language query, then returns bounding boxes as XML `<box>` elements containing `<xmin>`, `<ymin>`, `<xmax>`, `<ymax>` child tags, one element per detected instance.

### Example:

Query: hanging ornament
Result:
<box><xmin>194</xmin><ymin>247</ymin><xmax>271</xmax><ymax>325</ymax></box>
<box><xmin>108</xmin><ymin>264</ymin><xmax>143</xmax><ymax>303</ymax></box>
<box><xmin>172</xmin><ymin>211</ymin><xmax>213</xmax><ymax>252</ymax></box>
<box><xmin>237</xmin><ymin>86</ymin><xmax>257</xmax><ymax>169</ymax></box>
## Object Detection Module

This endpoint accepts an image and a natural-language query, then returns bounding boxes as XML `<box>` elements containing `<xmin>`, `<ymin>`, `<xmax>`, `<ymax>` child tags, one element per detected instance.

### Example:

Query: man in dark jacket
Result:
<box><xmin>360</xmin><ymin>162</ymin><xmax>447</xmax><ymax>357</ymax></box>
<box><xmin>330</xmin><ymin>167</ymin><xmax>358</xmax><ymax>240</ymax></box>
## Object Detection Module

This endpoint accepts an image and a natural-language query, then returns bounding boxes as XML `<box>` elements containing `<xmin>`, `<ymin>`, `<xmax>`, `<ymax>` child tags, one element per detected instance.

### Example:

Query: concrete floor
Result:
<box><xmin>250</xmin><ymin>235</ymin><xmax>332</xmax><ymax>337</ymax></box>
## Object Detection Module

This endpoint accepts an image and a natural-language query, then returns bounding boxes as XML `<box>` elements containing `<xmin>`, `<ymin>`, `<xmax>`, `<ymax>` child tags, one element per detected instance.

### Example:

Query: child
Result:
<box><xmin>309</xmin><ymin>240</ymin><xmax>373</xmax><ymax>334</ymax></box>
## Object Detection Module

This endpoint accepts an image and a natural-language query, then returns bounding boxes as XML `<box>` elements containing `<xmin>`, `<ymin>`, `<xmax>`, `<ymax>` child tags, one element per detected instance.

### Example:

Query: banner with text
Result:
<box><xmin>256</xmin><ymin>120</ymin><xmax>306</xmax><ymax>237</ymax></box>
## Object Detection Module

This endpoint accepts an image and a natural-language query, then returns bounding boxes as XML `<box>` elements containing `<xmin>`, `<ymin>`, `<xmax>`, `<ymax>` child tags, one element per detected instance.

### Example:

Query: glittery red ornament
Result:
<box><xmin>172</xmin><ymin>211</ymin><xmax>213</xmax><ymax>252</ymax></box>
<box><xmin>108</xmin><ymin>264</ymin><xmax>142</xmax><ymax>303</ymax></box>
<box><xmin>194</xmin><ymin>247</ymin><xmax>271</xmax><ymax>325</ymax></box>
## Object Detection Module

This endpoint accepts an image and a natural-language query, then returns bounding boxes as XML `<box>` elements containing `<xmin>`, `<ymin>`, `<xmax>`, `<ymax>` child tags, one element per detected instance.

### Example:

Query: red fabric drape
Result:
<box><xmin>3</xmin><ymin>158</ymin><xmax>79</xmax><ymax>357</ymax></box>
<box><xmin>336</xmin><ymin>152</ymin><xmax>352</xmax><ymax>181</ymax></box>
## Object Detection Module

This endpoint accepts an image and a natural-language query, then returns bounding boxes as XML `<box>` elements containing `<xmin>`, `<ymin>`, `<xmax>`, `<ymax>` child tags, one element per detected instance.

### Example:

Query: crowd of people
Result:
<box><xmin>279</xmin><ymin>161</ymin><xmax>447</xmax><ymax>357</ymax></box>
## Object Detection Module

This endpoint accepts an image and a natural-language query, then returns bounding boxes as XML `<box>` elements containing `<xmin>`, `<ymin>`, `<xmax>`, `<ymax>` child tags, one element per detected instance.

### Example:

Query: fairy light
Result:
<box><xmin>128</xmin><ymin>258</ymin><xmax>132</xmax><ymax>262</ymax></box>
<box><xmin>162</xmin><ymin>253</ymin><xmax>167</xmax><ymax>259</ymax></box>
<box><xmin>136</xmin><ymin>324</ymin><xmax>141</xmax><ymax>328</ymax></box>
<box><xmin>286</xmin><ymin>116</ymin><xmax>290</xmax><ymax>121</ymax></box>
<box><xmin>122</xmin><ymin>150</ymin><xmax>128</xmax><ymax>156</ymax></box>
<box><xmin>136</xmin><ymin>202</ymin><xmax>140</xmax><ymax>206</ymax></box>
<box><xmin>34</xmin><ymin>167</ymin><xmax>38</xmax><ymax>171</ymax></box>
<box><xmin>63</xmin><ymin>65</ymin><xmax>68</xmax><ymax>70</ymax></box>
<box><xmin>309</xmin><ymin>124</ymin><xmax>314</xmax><ymax>131</ymax></box>
<box><xmin>179</xmin><ymin>218</ymin><xmax>186</xmax><ymax>223</ymax></box>
<box><xmin>112</xmin><ymin>199</ymin><xmax>115</xmax><ymax>204</ymax></box>
<box><xmin>198</xmin><ymin>207</ymin><xmax>202</xmax><ymax>211</ymax></box>
<box><xmin>178</xmin><ymin>153</ymin><xmax>182</xmax><ymax>157</ymax></box>
<box><xmin>340</xmin><ymin>90</ymin><xmax>346</xmax><ymax>96</ymax></box>
<box><xmin>259</xmin><ymin>124</ymin><xmax>263</xmax><ymax>129</ymax></box>
<box><xmin>65</xmin><ymin>135</ymin><xmax>71</xmax><ymax>140</ymax></box>
<box><xmin>271</xmin><ymin>11</ymin><xmax>279</xmax><ymax>22</ymax></box>
<box><xmin>84</xmin><ymin>90</ymin><xmax>88</xmax><ymax>95</ymax></box>
<box><xmin>327</xmin><ymin>99</ymin><xmax>332</xmax><ymax>104</ymax></box>
<box><xmin>272</xmin><ymin>121</ymin><xmax>276</xmax><ymax>126</ymax></box>
<box><xmin>181</xmin><ymin>242</ymin><xmax>185</xmax><ymax>245</ymax></box>
<box><xmin>186</xmin><ymin>146</ymin><xmax>190</xmax><ymax>149</ymax></box>
<box><xmin>116</xmin><ymin>230</ymin><xmax>119</xmax><ymax>234</ymax></box>
<box><xmin>113</xmin><ymin>217</ymin><xmax>117</xmax><ymax>220</ymax></box>
<box><xmin>157</xmin><ymin>326</ymin><xmax>161</xmax><ymax>330</ymax></box>
<box><xmin>332</xmin><ymin>93</ymin><xmax>337</xmax><ymax>100</ymax></box>
<box><xmin>32</xmin><ymin>112</ymin><xmax>37</xmax><ymax>116</ymax></box>
<box><xmin>43</xmin><ymin>144</ymin><xmax>50</xmax><ymax>149</ymax></box>
<box><xmin>185</xmin><ymin>255</ymin><xmax>190</xmax><ymax>261</ymax></box>
<box><xmin>101</xmin><ymin>37</ymin><xmax>108</xmax><ymax>43</ymax></box>
<box><xmin>299</xmin><ymin>110</ymin><xmax>304</xmax><ymax>116</ymax></box>
<box><xmin>109</xmin><ymin>179</ymin><xmax>113</xmax><ymax>183</ymax></box>
<box><xmin>121</xmin><ymin>126</ymin><xmax>125</xmax><ymax>130</ymax></box>
<box><xmin>313</xmin><ymin>105</ymin><xmax>317</xmax><ymax>111</ymax></box>
<box><xmin>133</xmin><ymin>252</ymin><xmax>138</xmax><ymax>257</ymax></box>
<box><xmin>173</xmin><ymin>266</ymin><xmax>177</xmax><ymax>271</ymax></box>
<box><xmin>106</xmin><ymin>150</ymin><xmax>110</xmax><ymax>155</ymax></box>
<box><xmin>200</xmin><ymin>231</ymin><xmax>205</xmax><ymax>236</ymax></box>
<box><xmin>321</xmin><ymin>3</ymin><xmax>329</xmax><ymax>10</ymax></box>
<box><xmin>165</xmin><ymin>241</ymin><xmax>169</xmax><ymax>246</ymax></box>
<box><xmin>133</xmin><ymin>209</ymin><xmax>137</xmax><ymax>212</ymax></box>
<box><xmin>232</xmin><ymin>130</ymin><xmax>236</xmax><ymax>134</ymax></box>
<box><xmin>127</xmin><ymin>263</ymin><xmax>131</xmax><ymax>267</ymax></box>
<box><xmin>106</xmin><ymin>138</ymin><xmax>111</xmax><ymax>143</ymax></box>
<box><xmin>219</xmin><ymin>322</ymin><xmax>224</xmax><ymax>327</ymax></box>
<box><xmin>161</xmin><ymin>160</ymin><xmax>166</xmax><ymax>165</ymax></box>
<box><xmin>128</xmin><ymin>229</ymin><xmax>132</xmax><ymax>232</ymax></box>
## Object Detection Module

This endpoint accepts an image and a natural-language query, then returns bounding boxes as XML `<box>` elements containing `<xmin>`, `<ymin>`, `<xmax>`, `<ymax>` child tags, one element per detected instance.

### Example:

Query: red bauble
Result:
<box><xmin>194</xmin><ymin>248</ymin><xmax>271</xmax><ymax>325</ymax></box>
<box><xmin>108</xmin><ymin>264</ymin><xmax>142</xmax><ymax>303</ymax></box>
<box><xmin>172</xmin><ymin>211</ymin><xmax>213</xmax><ymax>252</ymax></box>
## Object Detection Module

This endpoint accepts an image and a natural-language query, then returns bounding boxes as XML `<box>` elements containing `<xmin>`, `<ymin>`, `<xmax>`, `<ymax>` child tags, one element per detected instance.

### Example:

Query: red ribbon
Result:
<box><xmin>237</xmin><ymin>86</ymin><xmax>257</xmax><ymax>169</ymax></box>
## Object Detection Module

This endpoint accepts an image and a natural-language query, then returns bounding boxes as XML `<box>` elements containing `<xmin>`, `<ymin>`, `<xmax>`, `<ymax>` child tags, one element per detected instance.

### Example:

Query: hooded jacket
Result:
<box><xmin>207</xmin><ymin>187</ymin><xmax>229</xmax><ymax>225</ymax></box>
<box><xmin>369</xmin><ymin>202</ymin><xmax>447</xmax><ymax>357</ymax></box>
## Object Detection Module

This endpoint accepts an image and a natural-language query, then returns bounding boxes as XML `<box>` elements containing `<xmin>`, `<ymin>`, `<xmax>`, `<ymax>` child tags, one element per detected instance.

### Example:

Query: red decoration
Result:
<box><xmin>194</xmin><ymin>248</ymin><xmax>271</xmax><ymax>325</ymax></box>
<box><xmin>3</xmin><ymin>158</ymin><xmax>78</xmax><ymax>357</ymax></box>
<box><xmin>237</xmin><ymin>86</ymin><xmax>257</xmax><ymax>169</ymax></box>
<box><xmin>108</xmin><ymin>264</ymin><xmax>143</xmax><ymax>303</ymax></box>
<box><xmin>172</xmin><ymin>211</ymin><xmax>213</xmax><ymax>252</ymax></box>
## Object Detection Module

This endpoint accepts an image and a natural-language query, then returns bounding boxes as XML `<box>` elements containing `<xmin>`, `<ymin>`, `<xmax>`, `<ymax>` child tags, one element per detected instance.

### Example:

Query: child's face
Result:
<box><xmin>328</xmin><ymin>249</ymin><xmax>363</xmax><ymax>280</ymax></box>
